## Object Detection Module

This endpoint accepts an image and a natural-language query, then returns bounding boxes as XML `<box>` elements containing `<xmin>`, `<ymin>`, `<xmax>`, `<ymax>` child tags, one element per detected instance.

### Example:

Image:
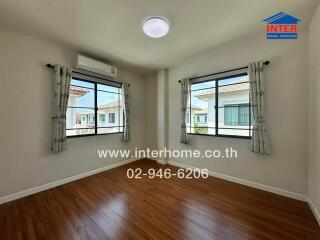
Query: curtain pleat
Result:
<box><xmin>122</xmin><ymin>83</ymin><xmax>130</xmax><ymax>142</ymax></box>
<box><xmin>180</xmin><ymin>78</ymin><xmax>190</xmax><ymax>144</ymax></box>
<box><xmin>52</xmin><ymin>65</ymin><xmax>72</xmax><ymax>153</ymax></box>
<box><xmin>248</xmin><ymin>61</ymin><xmax>269</xmax><ymax>154</ymax></box>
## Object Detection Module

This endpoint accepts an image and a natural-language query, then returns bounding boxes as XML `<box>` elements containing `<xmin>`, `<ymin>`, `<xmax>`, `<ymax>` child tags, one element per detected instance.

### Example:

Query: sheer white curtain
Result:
<box><xmin>52</xmin><ymin>65</ymin><xmax>72</xmax><ymax>153</ymax></box>
<box><xmin>122</xmin><ymin>83</ymin><xmax>130</xmax><ymax>142</ymax></box>
<box><xmin>180</xmin><ymin>78</ymin><xmax>190</xmax><ymax>144</ymax></box>
<box><xmin>248</xmin><ymin>61</ymin><xmax>269</xmax><ymax>154</ymax></box>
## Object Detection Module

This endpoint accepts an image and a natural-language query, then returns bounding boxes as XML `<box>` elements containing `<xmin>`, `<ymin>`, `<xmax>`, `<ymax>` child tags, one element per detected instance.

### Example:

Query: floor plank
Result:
<box><xmin>0</xmin><ymin>159</ymin><xmax>319</xmax><ymax>240</ymax></box>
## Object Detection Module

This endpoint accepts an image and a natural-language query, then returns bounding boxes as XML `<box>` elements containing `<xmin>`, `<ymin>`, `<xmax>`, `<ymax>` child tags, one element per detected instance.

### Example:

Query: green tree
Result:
<box><xmin>194</xmin><ymin>122</ymin><xmax>208</xmax><ymax>134</ymax></box>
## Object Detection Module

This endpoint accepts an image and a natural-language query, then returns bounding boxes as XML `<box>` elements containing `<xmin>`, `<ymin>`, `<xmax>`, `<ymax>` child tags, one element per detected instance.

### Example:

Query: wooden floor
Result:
<box><xmin>0</xmin><ymin>159</ymin><xmax>319</xmax><ymax>240</ymax></box>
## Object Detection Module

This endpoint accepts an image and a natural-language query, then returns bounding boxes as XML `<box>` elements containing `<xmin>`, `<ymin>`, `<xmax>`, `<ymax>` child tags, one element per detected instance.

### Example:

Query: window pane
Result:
<box><xmin>67</xmin><ymin>129</ymin><xmax>95</xmax><ymax>136</ymax></box>
<box><xmin>98</xmin><ymin>128</ymin><xmax>120</xmax><ymax>134</ymax></box>
<box><xmin>190</xmin><ymin>86</ymin><xmax>214</xmax><ymax>135</ymax></box>
<box><xmin>191</xmin><ymin>81</ymin><xmax>215</xmax><ymax>91</ymax></box>
<box><xmin>217</xmin><ymin>76</ymin><xmax>251</xmax><ymax>137</ymax></box>
<box><xmin>68</xmin><ymin>85</ymin><xmax>94</xmax><ymax>108</ymax></box>
<box><xmin>218</xmin><ymin>74</ymin><xmax>248</xmax><ymax>86</ymax></box>
<box><xmin>66</xmin><ymin>79</ymin><xmax>95</xmax><ymax>137</ymax></box>
<box><xmin>67</xmin><ymin>77</ymin><xmax>123</xmax><ymax>137</ymax></box>
<box><xmin>66</xmin><ymin>108</ymin><xmax>95</xmax><ymax>130</ymax></box>
<box><xmin>97</xmin><ymin>84</ymin><xmax>119</xmax><ymax>93</ymax></box>
<box><xmin>71</xmin><ymin>79</ymin><xmax>94</xmax><ymax>89</ymax></box>
<box><xmin>97</xmin><ymin>88</ymin><xmax>122</xmax><ymax>131</ymax></box>
<box><xmin>119</xmin><ymin>93</ymin><xmax>123</xmax><ymax>127</ymax></box>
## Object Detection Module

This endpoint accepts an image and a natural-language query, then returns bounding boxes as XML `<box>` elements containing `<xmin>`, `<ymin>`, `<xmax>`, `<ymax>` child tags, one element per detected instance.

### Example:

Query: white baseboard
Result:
<box><xmin>307</xmin><ymin>197</ymin><xmax>320</xmax><ymax>226</ymax></box>
<box><xmin>148</xmin><ymin>158</ymin><xmax>158</xmax><ymax>162</ymax></box>
<box><xmin>168</xmin><ymin>160</ymin><xmax>307</xmax><ymax>202</ymax></box>
<box><xmin>157</xmin><ymin>159</ymin><xmax>167</xmax><ymax>165</ymax></box>
<box><xmin>0</xmin><ymin>158</ymin><xmax>139</xmax><ymax>205</ymax></box>
<box><xmin>148</xmin><ymin>158</ymin><xmax>167</xmax><ymax>165</ymax></box>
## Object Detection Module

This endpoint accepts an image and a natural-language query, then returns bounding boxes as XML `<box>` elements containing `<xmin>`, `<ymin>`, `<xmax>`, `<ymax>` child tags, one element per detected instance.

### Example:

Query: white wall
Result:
<box><xmin>309</xmin><ymin>3</ymin><xmax>320</xmax><ymax>220</ymax></box>
<box><xmin>167</xmin><ymin>29</ymin><xmax>309</xmax><ymax>195</ymax></box>
<box><xmin>145</xmin><ymin>73</ymin><xmax>158</xmax><ymax>151</ymax></box>
<box><xmin>157</xmin><ymin>69</ymin><xmax>169</xmax><ymax>161</ymax></box>
<box><xmin>0</xmin><ymin>27</ymin><xmax>146</xmax><ymax>197</ymax></box>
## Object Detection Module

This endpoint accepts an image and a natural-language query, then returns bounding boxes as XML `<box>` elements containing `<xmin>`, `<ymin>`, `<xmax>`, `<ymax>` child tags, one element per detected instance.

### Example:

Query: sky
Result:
<box><xmin>191</xmin><ymin>75</ymin><xmax>248</xmax><ymax>108</ymax></box>
<box><xmin>70</xmin><ymin>75</ymin><xmax>248</xmax><ymax>111</ymax></box>
<box><xmin>69</xmin><ymin>79</ymin><xmax>121</xmax><ymax>114</ymax></box>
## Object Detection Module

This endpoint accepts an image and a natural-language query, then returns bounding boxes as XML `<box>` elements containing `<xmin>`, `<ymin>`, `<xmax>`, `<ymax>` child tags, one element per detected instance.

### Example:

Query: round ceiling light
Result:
<box><xmin>143</xmin><ymin>17</ymin><xmax>170</xmax><ymax>38</ymax></box>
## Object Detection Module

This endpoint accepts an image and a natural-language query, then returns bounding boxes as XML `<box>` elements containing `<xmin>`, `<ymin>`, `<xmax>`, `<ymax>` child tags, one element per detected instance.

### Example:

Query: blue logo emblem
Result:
<box><xmin>263</xmin><ymin>12</ymin><xmax>301</xmax><ymax>39</ymax></box>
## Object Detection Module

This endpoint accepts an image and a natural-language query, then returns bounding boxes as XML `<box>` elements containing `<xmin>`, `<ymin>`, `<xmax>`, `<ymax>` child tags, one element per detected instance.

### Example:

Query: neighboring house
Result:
<box><xmin>194</xmin><ymin>81</ymin><xmax>252</xmax><ymax>135</ymax></box>
<box><xmin>194</xmin><ymin>108</ymin><xmax>208</xmax><ymax>126</ymax></box>
<box><xmin>79</xmin><ymin>100</ymin><xmax>123</xmax><ymax>134</ymax></box>
<box><xmin>66</xmin><ymin>86</ymin><xmax>89</xmax><ymax>136</ymax></box>
<box><xmin>66</xmin><ymin>86</ymin><xmax>122</xmax><ymax>135</ymax></box>
<box><xmin>186</xmin><ymin>105</ymin><xmax>207</xmax><ymax>133</ymax></box>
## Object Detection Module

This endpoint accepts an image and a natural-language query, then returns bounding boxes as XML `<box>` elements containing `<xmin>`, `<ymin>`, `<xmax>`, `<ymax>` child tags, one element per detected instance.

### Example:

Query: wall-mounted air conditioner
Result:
<box><xmin>76</xmin><ymin>55</ymin><xmax>117</xmax><ymax>78</ymax></box>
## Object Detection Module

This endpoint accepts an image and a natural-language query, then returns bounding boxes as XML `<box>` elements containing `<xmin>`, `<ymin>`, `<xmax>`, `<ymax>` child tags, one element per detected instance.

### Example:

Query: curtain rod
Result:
<box><xmin>178</xmin><ymin>61</ymin><xmax>270</xmax><ymax>83</ymax></box>
<box><xmin>46</xmin><ymin>64</ymin><xmax>130</xmax><ymax>87</ymax></box>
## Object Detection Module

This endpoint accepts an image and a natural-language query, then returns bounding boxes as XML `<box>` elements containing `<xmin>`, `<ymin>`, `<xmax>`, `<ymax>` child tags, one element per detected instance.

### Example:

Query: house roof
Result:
<box><xmin>263</xmin><ymin>12</ymin><xmax>301</xmax><ymax>24</ymax></box>
<box><xmin>70</xmin><ymin>86</ymin><xmax>89</xmax><ymax>97</ymax></box>
<box><xmin>195</xmin><ymin>82</ymin><xmax>249</xmax><ymax>97</ymax></box>
<box><xmin>194</xmin><ymin>108</ymin><xmax>208</xmax><ymax>114</ymax></box>
<box><xmin>78</xmin><ymin>101</ymin><xmax>120</xmax><ymax>115</ymax></box>
<box><xmin>99</xmin><ymin>100</ymin><xmax>120</xmax><ymax>109</ymax></box>
<box><xmin>79</xmin><ymin>110</ymin><xmax>105</xmax><ymax>116</ymax></box>
<box><xmin>187</xmin><ymin>105</ymin><xmax>202</xmax><ymax>111</ymax></box>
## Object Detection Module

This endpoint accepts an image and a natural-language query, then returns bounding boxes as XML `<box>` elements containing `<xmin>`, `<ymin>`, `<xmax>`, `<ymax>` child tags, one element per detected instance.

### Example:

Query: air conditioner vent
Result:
<box><xmin>76</xmin><ymin>55</ymin><xmax>117</xmax><ymax>78</ymax></box>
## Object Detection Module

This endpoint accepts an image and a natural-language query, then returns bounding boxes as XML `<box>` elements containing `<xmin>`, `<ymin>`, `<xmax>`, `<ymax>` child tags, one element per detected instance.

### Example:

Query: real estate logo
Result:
<box><xmin>263</xmin><ymin>12</ymin><xmax>301</xmax><ymax>39</ymax></box>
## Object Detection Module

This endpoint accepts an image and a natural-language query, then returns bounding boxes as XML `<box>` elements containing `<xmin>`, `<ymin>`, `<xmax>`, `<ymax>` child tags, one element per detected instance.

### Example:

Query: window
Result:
<box><xmin>109</xmin><ymin>113</ymin><xmax>115</xmax><ymax>123</ymax></box>
<box><xmin>189</xmin><ymin>71</ymin><xmax>252</xmax><ymax>138</ymax></box>
<box><xmin>224</xmin><ymin>104</ymin><xmax>252</xmax><ymax>126</ymax></box>
<box><xmin>66</xmin><ymin>75</ymin><xmax>123</xmax><ymax>137</ymax></box>
<box><xmin>195</xmin><ymin>114</ymin><xmax>207</xmax><ymax>124</ymax></box>
<box><xmin>186</xmin><ymin>112</ymin><xmax>190</xmax><ymax>123</ymax></box>
<box><xmin>89</xmin><ymin>115</ymin><xmax>95</xmax><ymax>123</ymax></box>
<box><xmin>99</xmin><ymin>115</ymin><xmax>106</xmax><ymax>123</ymax></box>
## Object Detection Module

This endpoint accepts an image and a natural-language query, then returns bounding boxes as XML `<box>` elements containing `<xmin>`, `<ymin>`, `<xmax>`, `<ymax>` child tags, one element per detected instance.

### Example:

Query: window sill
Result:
<box><xmin>188</xmin><ymin>133</ymin><xmax>251</xmax><ymax>140</ymax></box>
<box><xmin>67</xmin><ymin>132</ymin><xmax>124</xmax><ymax>138</ymax></box>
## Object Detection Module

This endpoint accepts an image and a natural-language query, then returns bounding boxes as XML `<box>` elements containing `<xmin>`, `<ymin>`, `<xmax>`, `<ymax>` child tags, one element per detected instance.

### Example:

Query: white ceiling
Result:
<box><xmin>0</xmin><ymin>0</ymin><xmax>318</xmax><ymax>74</ymax></box>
